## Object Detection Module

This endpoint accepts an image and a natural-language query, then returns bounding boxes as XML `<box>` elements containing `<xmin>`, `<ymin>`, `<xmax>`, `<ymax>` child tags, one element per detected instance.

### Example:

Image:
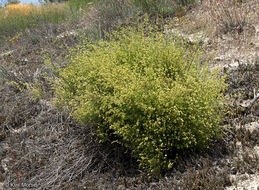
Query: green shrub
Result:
<box><xmin>68</xmin><ymin>0</ymin><xmax>95</xmax><ymax>18</ymax></box>
<box><xmin>133</xmin><ymin>0</ymin><xmax>197</xmax><ymax>16</ymax></box>
<box><xmin>53</xmin><ymin>21</ymin><xmax>228</xmax><ymax>176</ymax></box>
<box><xmin>133</xmin><ymin>0</ymin><xmax>174</xmax><ymax>15</ymax></box>
<box><xmin>94</xmin><ymin>0</ymin><xmax>137</xmax><ymax>38</ymax></box>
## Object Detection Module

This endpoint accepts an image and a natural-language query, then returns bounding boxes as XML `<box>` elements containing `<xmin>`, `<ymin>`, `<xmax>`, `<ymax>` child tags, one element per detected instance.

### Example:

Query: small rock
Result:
<box><xmin>229</xmin><ymin>175</ymin><xmax>236</xmax><ymax>183</ymax></box>
<box><xmin>21</xmin><ymin>58</ymin><xmax>28</xmax><ymax>65</ymax></box>
<box><xmin>244</xmin><ymin>122</ymin><xmax>259</xmax><ymax>132</ymax></box>
<box><xmin>57</xmin><ymin>30</ymin><xmax>78</xmax><ymax>39</ymax></box>
<box><xmin>215</xmin><ymin>56</ymin><xmax>224</xmax><ymax>61</ymax></box>
<box><xmin>254</xmin><ymin>146</ymin><xmax>259</xmax><ymax>156</ymax></box>
<box><xmin>117</xmin><ymin>185</ymin><xmax>125</xmax><ymax>190</ymax></box>
<box><xmin>239</xmin><ymin>173</ymin><xmax>249</xmax><ymax>181</ymax></box>
<box><xmin>229</xmin><ymin>59</ymin><xmax>239</xmax><ymax>68</ymax></box>
<box><xmin>1</xmin><ymin>157</ymin><xmax>11</xmax><ymax>172</ymax></box>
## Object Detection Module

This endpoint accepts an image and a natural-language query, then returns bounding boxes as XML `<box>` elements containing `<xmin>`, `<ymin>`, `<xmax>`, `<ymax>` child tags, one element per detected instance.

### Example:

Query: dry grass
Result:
<box><xmin>177</xmin><ymin>0</ymin><xmax>258</xmax><ymax>37</ymax></box>
<box><xmin>3</xmin><ymin>3</ymin><xmax>68</xmax><ymax>17</ymax></box>
<box><xmin>4</xmin><ymin>4</ymin><xmax>41</xmax><ymax>17</ymax></box>
<box><xmin>206</xmin><ymin>0</ymin><xmax>258</xmax><ymax>38</ymax></box>
<box><xmin>1</xmin><ymin>71</ymin><xmax>258</xmax><ymax>189</ymax></box>
<box><xmin>0</xmin><ymin>2</ymin><xmax>75</xmax><ymax>41</ymax></box>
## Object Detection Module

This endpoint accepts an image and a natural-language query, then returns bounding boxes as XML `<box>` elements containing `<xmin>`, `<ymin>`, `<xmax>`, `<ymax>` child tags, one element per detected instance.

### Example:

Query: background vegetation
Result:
<box><xmin>0</xmin><ymin>0</ymin><xmax>198</xmax><ymax>45</ymax></box>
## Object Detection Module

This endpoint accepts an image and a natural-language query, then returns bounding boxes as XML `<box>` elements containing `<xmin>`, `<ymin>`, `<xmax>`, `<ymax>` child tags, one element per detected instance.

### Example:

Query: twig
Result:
<box><xmin>245</xmin><ymin>88</ymin><xmax>259</xmax><ymax>112</ymax></box>
<box><xmin>0</xmin><ymin>50</ymin><xmax>16</xmax><ymax>57</ymax></box>
<box><xmin>8</xmin><ymin>147</ymin><xmax>22</xmax><ymax>188</ymax></box>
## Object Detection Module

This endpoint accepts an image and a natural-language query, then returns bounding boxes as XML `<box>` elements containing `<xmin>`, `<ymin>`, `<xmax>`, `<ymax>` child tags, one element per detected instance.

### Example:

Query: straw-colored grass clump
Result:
<box><xmin>2</xmin><ymin>3</ymin><xmax>68</xmax><ymax>17</ymax></box>
<box><xmin>0</xmin><ymin>2</ymin><xmax>69</xmax><ymax>36</ymax></box>
<box><xmin>4</xmin><ymin>4</ymin><xmax>40</xmax><ymax>17</ymax></box>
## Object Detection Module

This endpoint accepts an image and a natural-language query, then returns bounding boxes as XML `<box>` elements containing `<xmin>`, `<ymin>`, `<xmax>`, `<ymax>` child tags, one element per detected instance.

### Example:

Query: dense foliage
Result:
<box><xmin>133</xmin><ymin>0</ymin><xmax>196</xmax><ymax>16</ymax></box>
<box><xmin>53</xmin><ymin>21</ymin><xmax>228</xmax><ymax>176</ymax></box>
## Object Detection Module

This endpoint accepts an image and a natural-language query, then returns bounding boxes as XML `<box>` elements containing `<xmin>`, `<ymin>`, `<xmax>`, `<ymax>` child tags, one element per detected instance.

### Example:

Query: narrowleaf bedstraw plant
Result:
<box><xmin>53</xmin><ymin>19</ymin><xmax>228</xmax><ymax>177</ymax></box>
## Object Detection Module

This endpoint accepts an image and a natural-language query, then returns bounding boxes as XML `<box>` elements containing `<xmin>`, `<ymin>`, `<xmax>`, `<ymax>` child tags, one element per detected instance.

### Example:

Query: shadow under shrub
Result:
<box><xmin>53</xmin><ymin>20</ymin><xmax>228</xmax><ymax>177</ymax></box>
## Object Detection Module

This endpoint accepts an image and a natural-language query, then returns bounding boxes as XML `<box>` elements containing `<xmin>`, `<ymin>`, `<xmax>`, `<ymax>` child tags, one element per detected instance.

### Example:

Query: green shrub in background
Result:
<box><xmin>93</xmin><ymin>0</ymin><xmax>137</xmax><ymax>39</ymax></box>
<box><xmin>53</xmin><ymin>20</ymin><xmax>228</xmax><ymax>176</ymax></box>
<box><xmin>133</xmin><ymin>0</ymin><xmax>175</xmax><ymax>15</ymax></box>
<box><xmin>68</xmin><ymin>0</ymin><xmax>95</xmax><ymax>18</ymax></box>
<box><xmin>133</xmin><ymin>0</ymin><xmax>197</xmax><ymax>16</ymax></box>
